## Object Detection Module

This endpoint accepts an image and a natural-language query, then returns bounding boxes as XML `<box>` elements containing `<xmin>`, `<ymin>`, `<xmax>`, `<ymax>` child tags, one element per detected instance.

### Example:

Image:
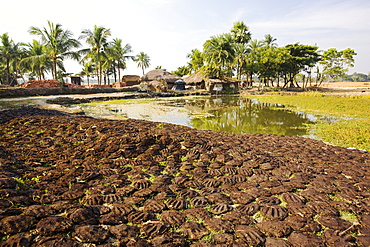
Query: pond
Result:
<box><xmin>80</xmin><ymin>95</ymin><xmax>318</xmax><ymax>137</ymax></box>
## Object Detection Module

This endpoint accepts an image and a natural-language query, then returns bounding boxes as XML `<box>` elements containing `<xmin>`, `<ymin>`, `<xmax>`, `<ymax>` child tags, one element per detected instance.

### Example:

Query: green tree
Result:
<box><xmin>108</xmin><ymin>38</ymin><xmax>133</xmax><ymax>82</ymax></box>
<box><xmin>282</xmin><ymin>43</ymin><xmax>320</xmax><ymax>87</ymax></box>
<box><xmin>172</xmin><ymin>65</ymin><xmax>191</xmax><ymax>77</ymax></box>
<box><xmin>230</xmin><ymin>21</ymin><xmax>251</xmax><ymax>44</ymax></box>
<box><xmin>20</xmin><ymin>40</ymin><xmax>51</xmax><ymax>80</ymax></box>
<box><xmin>258</xmin><ymin>47</ymin><xmax>291</xmax><ymax>87</ymax></box>
<box><xmin>230</xmin><ymin>21</ymin><xmax>251</xmax><ymax>79</ymax></box>
<box><xmin>79</xmin><ymin>62</ymin><xmax>95</xmax><ymax>86</ymax></box>
<box><xmin>80</xmin><ymin>25</ymin><xmax>111</xmax><ymax>85</ymax></box>
<box><xmin>29</xmin><ymin>21</ymin><xmax>81</xmax><ymax>81</ymax></box>
<box><xmin>0</xmin><ymin>33</ymin><xmax>23</xmax><ymax>85</ymax></box>
<box><xmin>135</xmin><ymin>52</ymin><xmax>150</xmax><ymax>75</ymax></box>
<box><xmin>203</xmin><ymin>33</ymin><xmax>235</xmax><ymax>78</ymax></box>
<box><xmin>263</xmin><ymin>34</ymin><xmax>278</xmax><ymax>48</ymax></box>
<box><xmin>244</xmin><ymin>39</ymin><xmax>263</xmax><ymax>83</ymax></box>
<box><xmin>187</xmin><ymin>48</ymin><xmax>204</xmax><ymax>73</ymax></box>
<box><xmin>319</xmin><ymin>48</ymin><xmax>356</xmax><ymax>82</ymax></box>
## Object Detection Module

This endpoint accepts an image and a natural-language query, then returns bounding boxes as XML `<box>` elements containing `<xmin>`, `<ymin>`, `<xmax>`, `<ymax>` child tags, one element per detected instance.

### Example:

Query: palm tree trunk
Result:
<box><xmin>117</xmin><ymin>64</ymin><xmax>121</xmax><ymax>82</ymax></box>
<box><xmin>53</xmin><ymin>58</ymin><xmax>57</xmax><ymax>80</ymax></box>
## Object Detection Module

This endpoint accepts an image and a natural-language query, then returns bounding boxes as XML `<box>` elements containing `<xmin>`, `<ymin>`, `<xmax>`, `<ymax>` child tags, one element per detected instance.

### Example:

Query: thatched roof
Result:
<box><xmin>141</xmin><ymin>69</ymin><xmax>180</xmax><ymax>83</ymax></box>
<box><xmin>183</xmin><ymin>71</ymin><xmax>238</xmax><ymax>85</ymax></box>
<box><xmin>183</xmin><ymin>71</ymin><xmax>206</xmax><ymax>85</ymax></box>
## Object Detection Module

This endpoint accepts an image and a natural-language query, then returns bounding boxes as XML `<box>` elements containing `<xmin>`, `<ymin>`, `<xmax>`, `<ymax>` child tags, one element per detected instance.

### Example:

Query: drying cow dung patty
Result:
<box><xmin>0</xmin><ymin>106</ymin><xmax>370</xmax><ymax>246</ymax></box>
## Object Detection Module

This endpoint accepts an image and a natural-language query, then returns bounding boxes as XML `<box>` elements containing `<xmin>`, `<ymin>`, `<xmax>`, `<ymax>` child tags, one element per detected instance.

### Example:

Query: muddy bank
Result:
<box><xmin>0</xmin><ymin>86</ymin><xmax>140</xmax><ymax>98</ymax></box>
<box><xmin>0</xmin><ymin>106</ymin><xmax>369</xmax><ymax>246</ymax></box>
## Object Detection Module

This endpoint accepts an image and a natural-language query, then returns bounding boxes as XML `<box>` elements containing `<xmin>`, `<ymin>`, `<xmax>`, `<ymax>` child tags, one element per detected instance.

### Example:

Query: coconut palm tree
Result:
<box><xmin>244</xmin><ymin>39</ymin><xmax>263</xmax><ymax>83</ymax></box>
<box><xmin>79</xmin><ymin>62</ymin><xmax>95</xmax><ymax>86</ymax></box>
<box><xmin>80</xmin><ymin>25</ymin><xmax>111</xmax><ymax>85</ymax></box>
<box><xmin>29</xmin><ymin>21</ymin><xmax>81</xmax><ymax>81</ymax></box>
<box><xmin>0</xmin><ymin>33</ymin><xmax>23</xmax><ymax>85</ymax></box>
<box><xmin>20</xmin><ymin>40</ymin><xmax>51</xmax><ymax>80</ymax></box>
<box><xmin>135</xmin><ymin>52</ymin><xmax>150</xmax><ymax>75</ymax></box>
<box><xmin>203</xmin><ymin>33</ymin><xmax>235</xmax><ymax>78</ymax></box>
<box><xmin>108</xmin><ymin>38</ymin><xmax>133</xmax><ymax>81</ymax></box>
<box><xmin>263</xmin><ymin>34</ymin><xmax>278</xmax><ymax>48</ymax></box>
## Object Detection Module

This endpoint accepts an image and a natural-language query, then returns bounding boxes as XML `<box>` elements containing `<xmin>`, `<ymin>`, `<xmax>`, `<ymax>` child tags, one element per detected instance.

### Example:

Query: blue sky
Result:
<box><xmin>1</xmin><ymin>0</ymin><xmax>369</xmax><ymax>76</ymax></box>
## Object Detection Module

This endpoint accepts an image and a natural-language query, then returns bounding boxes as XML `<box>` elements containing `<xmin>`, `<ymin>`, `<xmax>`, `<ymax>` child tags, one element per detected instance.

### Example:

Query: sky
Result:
<box><xmin>1</xmin><ymin>0</ymin><xmax>370</xmax><ymax>76</ymax></box>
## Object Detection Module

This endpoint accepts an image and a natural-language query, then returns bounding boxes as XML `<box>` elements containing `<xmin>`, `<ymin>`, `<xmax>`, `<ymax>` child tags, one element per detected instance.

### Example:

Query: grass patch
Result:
<box><xmin>340</xmin><ymin>211</ymin><xmax>359</xmax><ymax>224</ymax></box>
<box><xmin>0</xmin><ymin>101</ymin><xmax>20</xmax><ymax>108</ymax></box>
<box><xmin>315</xmin><ymin>118</ymin><xmax>370</xmax><ymax>151</ymax></box>
<box><xmin>245</xmin><ymin>92</ymin><xmax>370</xmax><ymax>150</ymax></box>
<box><xmin>246</xmin><ymin>92</ymin><xmax>370</xmax><ymax>118</ymax></box>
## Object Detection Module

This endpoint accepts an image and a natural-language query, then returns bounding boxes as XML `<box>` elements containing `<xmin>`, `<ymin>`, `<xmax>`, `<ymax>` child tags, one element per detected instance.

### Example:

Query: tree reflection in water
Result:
<box><xmin>85</xmin><ymin>95</ymin><xmax>315</xmax><ymax>137</ymax></box>
<box><xmin>183</xmin><ymin>96</ymin><xmax>314</xmax><ymax>136</ymax></box>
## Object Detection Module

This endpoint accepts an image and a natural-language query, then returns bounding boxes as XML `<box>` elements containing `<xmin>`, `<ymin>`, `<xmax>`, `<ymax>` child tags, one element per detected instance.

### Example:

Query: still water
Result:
<box><xmin>81</xmin><ymin>96</ymin><xmax>317</xmax><ymax>137</ymax></box>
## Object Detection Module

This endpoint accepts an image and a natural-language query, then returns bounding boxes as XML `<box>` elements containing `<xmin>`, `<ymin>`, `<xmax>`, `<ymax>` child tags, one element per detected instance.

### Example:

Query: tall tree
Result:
<box><xmin>319</xmin><ymin>48</ymin><xmax>356</xmax><ymax>82</ymax></box>
<box><xmin>203</xmin><ymin>33</ymin><xmax>235</xmax><ymax>78</ymax></box>
<box><xmin>79</xmin><ymin>62</ymin><xmax>95</xmax><ymax>86</ymax></box>
<box><xmin>20</xmin><ymin>40</ymin><xmax>50</xmax><ymax>80</ymax></box>
<box><xmin>244</xmin><ymin>39</ymin><xmax>263</xmax><ymax>83</ymax></box>
<box><xmin>80</xmin><ymin>25</ymin><xmax>111</xmax><ymax>85</ymax></box>
<box><xmin>233</xmin><ymin>43</ymin><xmax>250</xmax><ymax>80</ymax></box>
<box><xmin>135</xmin><ymin>52</ymin><xmax>150</xmax><ymax>75</ymax></box>
<box><xmin>108</xmin><ymin>38</ymin><xmax>134</xmax><ymax>81</ymax></box>
<box><xmin>282</xmin><ymin>43</ymin><xmax>320</xmax><ymax>87</ymax></box>
<box><xmin>0</xmin><ymin>33</ymin><xmax>23</xmax><ymax>85</ymax></box>
<box><xmin>230</xmin><ymin>21</ymin><xmax>251</xmax><ymax>44</ymax></box>
<box><xmin>263</xmin><ymin>34</ymin><xmax>278</xmax><ymax>48</ymax></box>
<box><xmin>29</xmin><ymin>21</ymin><xmax>81</xmax><ymax>81</ymax></box>
<box><xmin>230</xmin><ymin>21</ymin><xmax>251</xmax><ymax>79</ymax></box>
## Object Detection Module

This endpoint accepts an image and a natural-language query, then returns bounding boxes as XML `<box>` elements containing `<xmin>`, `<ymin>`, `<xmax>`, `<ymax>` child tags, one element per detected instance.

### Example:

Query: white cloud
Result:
<box><xmin>2</xmin><ymin>0</ymin><xmax>370</xmax><ymax>75</ymax></box>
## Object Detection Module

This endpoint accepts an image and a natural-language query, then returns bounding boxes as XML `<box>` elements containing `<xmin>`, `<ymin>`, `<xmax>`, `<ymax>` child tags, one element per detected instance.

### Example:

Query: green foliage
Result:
<box><xmin>135</xmin><ymin>51</ymin><xmax>151</xmax><ymax>75</ymax></box>
<box><xmin>187</xmin><ymin>48</ymin><xmax>204</xmax><ymax>73</ymax></box>
<box><xmin>29</xmin><ymin>21</ymin><xmax>81</xmax><ymax>81</ymax></box>
<box><xmin>172</xmin><ymin>65</ymin><xmax>191</xmax><ymax>77</ymax></box>
<box><xmin>319</xmin><ymin>48</ymin><xmax>357</xmax><ymax>81</ymax></box>
<box><xmin>203</xmin><ymin>33</ymin><xmax>235</xmax><ymax>78</ymax></box>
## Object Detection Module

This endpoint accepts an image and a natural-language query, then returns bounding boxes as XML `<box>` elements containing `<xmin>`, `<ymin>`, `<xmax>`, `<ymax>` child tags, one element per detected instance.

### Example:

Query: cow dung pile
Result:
<box><xmin>0</xmin><ymin>106</ymin><xmax>370</xmax><ymax>246</ymax></box>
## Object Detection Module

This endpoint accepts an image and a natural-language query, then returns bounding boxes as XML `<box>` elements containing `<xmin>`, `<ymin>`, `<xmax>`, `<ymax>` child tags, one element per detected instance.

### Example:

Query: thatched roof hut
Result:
<box><xmin>141</xmin><ymin>69</ymin><xmax>180</xmax><ymax>84</ymax></box>
<box><xmin>183</xmin><ymin>71</ymin><xmax>239</xmax><ymax>92</ymax></box>
<box><xmin>183</xmin><ymin>71</ymin><xmax>206</xmax><ymax>89</ymax></box>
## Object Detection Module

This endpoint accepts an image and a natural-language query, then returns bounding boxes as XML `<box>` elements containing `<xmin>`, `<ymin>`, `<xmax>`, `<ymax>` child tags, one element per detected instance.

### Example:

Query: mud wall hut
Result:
<box><xmin>122</xmin><ymin>75</ymin><xmax>140</xmax><ymax>86</ymax></box>
<box><xmin>141</xmin><ymin>69</ymin><xmax>180</xmax><ymax>89</ymax></box>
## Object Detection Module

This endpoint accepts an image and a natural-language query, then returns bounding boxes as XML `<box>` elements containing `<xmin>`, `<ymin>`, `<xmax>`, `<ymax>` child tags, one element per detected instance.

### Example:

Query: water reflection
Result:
<box><xmin>81</xmin><ymin>96</ymin><xmax>315</xmax><ymax>137</ymax></box>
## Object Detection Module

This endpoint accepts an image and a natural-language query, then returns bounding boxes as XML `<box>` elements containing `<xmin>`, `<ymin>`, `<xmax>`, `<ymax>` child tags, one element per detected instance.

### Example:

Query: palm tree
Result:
<box><xmin>263</xmin><ymin>34</ymin><xmax>278</xmax><ymax>48</ymax></box>
<box><xmin>0</xmin><ymin>33</ymin><xmax>23</xmax><ymax>85</ymax></box>
<box><xmin>233</xmin><ymin>43</ymin><xmax>250</xmax><ymax>80</ymax></box>
<box><xmin>203</xmin><ymin>33</ymin><xmax>235</xmax><ymax>78</ymax></box>
<box><xmin>108</xmin><ymin>38</ymin><xmax>133</xmax><ymax>81</ymax></box>
<box><xmin>245</xmin><ymin>39</ymin><xmax>263</xmax><ymax>82</ymax></box>
<box><xmin>79</xmin><ymin>62</ymin><xmax>95</xmax><ymax>86</ymax></box>
<box><xmin>186</xmin><ymin>48</ymin><xmax>204</xmax><ymax>72</ymax></box>
<box><xmin>135</xmin><ymin>52</ymin><xmax>150</xmax><ymax>75</ymax></box>
<box><xmin>80</xmin><ymin>25</ymin><xmax>111</xmax><ymax>85</ymax></box>
<box><xmin>20</xmin><ymin>40</ymin><xmax>51</xmax><ymax>80</ymax></box>
<box><xmin>29</xmin><ymin>21</ymin><xmax>81</xmax><ymax>81</ymax></box>
<box><xmin>230</xmin><ymin>21</ymin><xmax>251</xmax><ymax>45</ymax></box>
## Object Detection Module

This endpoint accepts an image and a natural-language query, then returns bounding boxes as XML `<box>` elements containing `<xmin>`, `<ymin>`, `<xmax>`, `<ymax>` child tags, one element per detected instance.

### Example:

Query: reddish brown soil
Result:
<box><xmin>0</xmin><ymin>106</ymin><xmax>369</xmax><ymax>246</ymax></box>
